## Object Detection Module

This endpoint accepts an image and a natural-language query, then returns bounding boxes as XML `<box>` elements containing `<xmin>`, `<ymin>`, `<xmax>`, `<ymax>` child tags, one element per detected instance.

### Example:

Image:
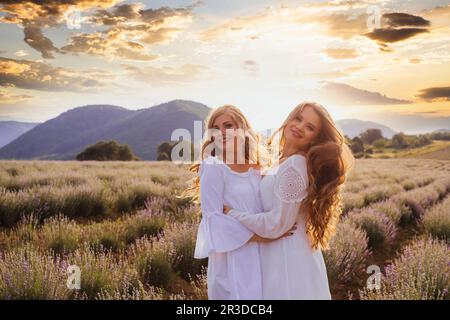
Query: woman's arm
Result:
<box><xmin>226</xmin><ymin>156</ymin><xmax>308</xmax><ymax>239</ymax></box>
<box><xmin>249</xmin><ymin>226</ymin><xmax>297</xmax><ymax>243</ymax></box>
<box><xmin>194</xmin><ymin>159</ymin><xmax>255</xmax><ymax>259</ymax></box>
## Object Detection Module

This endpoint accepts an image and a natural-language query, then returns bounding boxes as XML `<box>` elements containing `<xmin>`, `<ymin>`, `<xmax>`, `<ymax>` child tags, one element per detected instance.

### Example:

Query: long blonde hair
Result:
<box><xmin>269</xmin><ymin>102</ymin><xmax>354</xmax><ymax>250</ymax></box>
<box><xmin>184</xmin><ymin>105</ymin><xmax>265</xmax><ymax>202</ymax></box>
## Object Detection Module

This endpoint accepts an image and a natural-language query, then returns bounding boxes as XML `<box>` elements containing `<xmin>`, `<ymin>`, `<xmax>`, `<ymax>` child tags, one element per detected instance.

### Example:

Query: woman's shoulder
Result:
<box><xmin>199</xmin><ymin>156</ymin><xmax>225</xmax><ymax>176</ymax></box>
<box><xmin>282</xmin><ymin>154</ymin><xmax>307</xmax><ymax>170</ymax></box>
<box><xmin>277</xmin><ymin>154</ymin><xmax>308</xmax><ymax>182</ymax></box>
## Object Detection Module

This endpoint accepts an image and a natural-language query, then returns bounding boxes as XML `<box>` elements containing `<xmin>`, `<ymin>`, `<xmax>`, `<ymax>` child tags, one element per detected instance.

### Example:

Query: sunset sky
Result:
<box><xmin>0</xmin><ymin>0</ymin><xmax>449</xmax><ymax>133</ymax></box>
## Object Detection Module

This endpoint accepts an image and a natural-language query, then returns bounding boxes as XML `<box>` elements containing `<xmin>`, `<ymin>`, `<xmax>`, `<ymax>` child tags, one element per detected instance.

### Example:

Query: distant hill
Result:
<box><xmin>400</xmin><ymin>141</ymin><xmax>450</xmax><ymax>161</ymax></box>
<box><xmin>433</xmin><ymin>129</ymin><xmax>450</xmax><ymax>134</ymax></box>
<box><xmin>0</xmin><ymin>100</ymin><xmax>211</xmax><ymax>160</ymax></box>
<box><xmin>336</xmin><ymin>119</ymin><xmax>397</xmax><ymax>139</ymax></box>
<box><xmin>0</xmin><ymin>121</ymin><xmax>39</xmax><ymax>148</ymax></box>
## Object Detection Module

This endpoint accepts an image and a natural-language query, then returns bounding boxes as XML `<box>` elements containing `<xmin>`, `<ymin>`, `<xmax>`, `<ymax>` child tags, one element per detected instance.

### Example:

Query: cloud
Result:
<box><xmin>114</xmin><ymin>47</ymin><xmax>158</xmax><ymax>61</ymax></box>
<box><xmin>316</xmin><ymin>82</ymin><xmax>412</xmax><ymax>105</ymax></box>
<box><xmin>0</xmin><ymin>59</ymin><xmax>31</xmax><ymax>75</ymax></box>
<box><xmin>324</xmin><ymin>48</ymin><xmax>359</xmax><ymax>59</ymax></box>
<box><xmin>60</xmin><ymin>32</ymin><xmax>110</xmax><ymax>56</ymax></box>
<box><xmin>0</xmin><ymin>1</ymin><xmax>193</xmax><ymax>61</ymax></box>
<box><xmin>61</xmin><ymin>4</ymin><xmax>194</xmax><ymax>59</ymax></box>
<box><xmin>200</xmin><ymin>12</ymin><xmax>269</xmax><ymax>41</ymax></box>
<box><xmin>417</xmin><ymin>86</ymin><xmax>450</xmax><ymax>102</ymax></box>
<box><xmin>0</xmin><ymin>0</ymin><xmax>121</xmax><ymax>58</ymax></box>
<box><xmin>243</xmin><ymin>60</ymin><xmax>259</xmax><ymax>77</ymax></box>
<box><xmin>23</xmin><ymin>26</ymin><xmax>60</xmax><ymax>59</ymax></box>
<box><xmin>382</xmin><ymin>12</ymin><xmax>430</xmax><ymax>28</ymax></box>
<box><xmin>198</xmin><ymin>3</ymin><xmax>368</xmax><ymax>42</ymax></box>
<box><xmin>365</xmin><ymin>27</ymin><xmax>429</xmax><ymax>43</ymax></box>
<box><xmin>306</xmin><ymin>66</ymin><xmax>366</xmax><ymax>79</ymax></box>
<box><xmin>422</xmin><ymin>5</ymin><xmax>450</xmax><ymax>31</ymax></box>
<box><xmin>121</xmin><ymin>63</ymin><xmax>209</xmax><ymax>85</ymax></box>
<box><xmin>60</xmin><ymin>30</ymin><xmax>160</xmax><ymax>61</ymax></box>
<box><xmin>313</xmin><ymin>12</ymin><xmax>368</xmax><ymax>40</ymax></box>
<box><xmin>0</xmin><ymin>88</ymin><xmax>33</xmax><ymax>105</ymax></box>
<box><xmin>364</xmin><ymin>12</ymin><xmax>431</xmax><ymax>52</ymax></box>
<box><xmin>14</xmin><ymin>50</ymin><xmax>29</xmax><ymax>57</ymax></box>
<box><xmin>0</xmin><ymin>56</ymin><xmax>110</xmax><ymax>92</ymax></box>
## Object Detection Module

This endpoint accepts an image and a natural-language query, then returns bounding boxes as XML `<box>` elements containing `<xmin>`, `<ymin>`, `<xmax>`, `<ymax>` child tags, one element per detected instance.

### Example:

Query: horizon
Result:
<box><xmin>1</xmin><ymin>1</ymin><xmax>449</xmax><ymax>134</ymax></box>
<box><xmin>1</xmin><ymin>99</ymin><xmax>449</xmax><ymax>136</ymax></box>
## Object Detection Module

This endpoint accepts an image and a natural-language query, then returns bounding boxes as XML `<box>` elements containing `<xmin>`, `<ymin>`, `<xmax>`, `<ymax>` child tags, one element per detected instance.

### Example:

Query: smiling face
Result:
<box><xmin>284</xmin><ymin>105</ymin><xmax>322</xmax><ymax>152</ymax></box>
<box><xmin>211</xmin><ymin>112</ymin><xmax>239</xmax><ymax>152</ymax></box>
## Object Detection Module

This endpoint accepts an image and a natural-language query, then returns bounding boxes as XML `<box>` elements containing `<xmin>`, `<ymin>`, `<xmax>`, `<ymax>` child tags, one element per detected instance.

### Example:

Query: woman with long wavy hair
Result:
<box><xmin>223</xmin><ymin>102</ymin><xmax>354</xmax><ymax>299</ymax></box>
<box><xmin>186</xmin><ymin>105</ymin><xmax>294</xmax><ymax>300</ymax></box>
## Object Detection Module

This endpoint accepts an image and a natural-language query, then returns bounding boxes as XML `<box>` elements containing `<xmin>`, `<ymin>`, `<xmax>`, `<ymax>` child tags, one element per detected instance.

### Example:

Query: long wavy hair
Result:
<box><xmin>269</xmin><ymin>102</ymin><xmax>354</xmax><ymax>250</ymax></box>
<box><xmin>183</xmin><ymin>105</ymin><xmax>266</xmax><ymax>203</ymax></box>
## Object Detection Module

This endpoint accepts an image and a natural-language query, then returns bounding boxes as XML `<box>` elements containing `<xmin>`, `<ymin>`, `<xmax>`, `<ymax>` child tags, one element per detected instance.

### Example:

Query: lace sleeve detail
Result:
<box><xmin>274</xmin><ymin>163</ymin><xmax>308</xmax><ymax>203</ymax></box>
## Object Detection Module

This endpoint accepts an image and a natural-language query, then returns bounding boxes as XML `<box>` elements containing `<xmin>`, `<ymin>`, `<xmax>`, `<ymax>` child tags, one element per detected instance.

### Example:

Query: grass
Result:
<box><xmin>0</xmin><ymin>158</ymin><xmax>449</xmax><ymax>300</ymax></box>
<box><xmin>371</xmin><ymin>140</ymin><xmax>450</xmax><ymax>159</ymax></box>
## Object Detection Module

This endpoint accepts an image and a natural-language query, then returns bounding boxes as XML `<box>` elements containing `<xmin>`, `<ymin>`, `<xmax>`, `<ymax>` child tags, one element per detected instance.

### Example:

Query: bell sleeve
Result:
<box><xmin>194</xmin><ymin>158</ymin><xmax>254</xmax><ymax>259</ymax></box>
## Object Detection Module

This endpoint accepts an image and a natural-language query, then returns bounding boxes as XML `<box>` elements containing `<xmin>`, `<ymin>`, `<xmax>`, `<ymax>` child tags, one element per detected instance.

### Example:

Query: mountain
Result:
<box><xmin>433</xmin><ymin>129</ymin><xmax>450</xmax><ymax>133</ymax></box>
<box><xmin>336</xmin><ymin>119</ymin><xmax>397</xmax><ymax>139</ymax></box>
<box><xmin>0</xmin><ymin>100</ymin><xmax>211</xmax><ymax>160</ymax></box>
<box><xmin>0</xmin><ymin>121</ymin><xmax>40</xmax><ymax>148</ymax></box>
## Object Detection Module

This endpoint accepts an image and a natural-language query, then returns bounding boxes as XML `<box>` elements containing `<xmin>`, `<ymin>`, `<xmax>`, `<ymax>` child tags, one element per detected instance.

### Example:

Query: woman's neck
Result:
<box><xmin>282</xmin><ymin>143</ymin><xmax>306</xmax><ymax>159</ymax></box>
<box><xmin>220</xmin><ymin>150</ymin><xmax>251</xmax><ymax>166</ymax></box>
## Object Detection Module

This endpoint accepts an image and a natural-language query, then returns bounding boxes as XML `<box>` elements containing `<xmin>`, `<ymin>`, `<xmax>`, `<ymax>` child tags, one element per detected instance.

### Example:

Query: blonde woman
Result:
<box><xmin>187</xmin><ymin>105</ymin><xmax>294</xmax><ymax>300</ymax></box>
<box><xmin>223</xmin><ymin>102</ymin><xmax>354</xmax><ymax>299</ymax></box>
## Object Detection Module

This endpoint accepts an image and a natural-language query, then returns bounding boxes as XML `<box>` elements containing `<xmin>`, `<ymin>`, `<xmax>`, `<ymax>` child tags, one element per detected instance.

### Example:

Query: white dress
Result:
<box><xmin>228</xmin><ymin>155</ymin><xmax>331</xmax><ymax>300</ymax></box>
<box><xmin>194</xmin><ymin>156</ymin><xmax>263</xmax><ymax>300</ymax></box>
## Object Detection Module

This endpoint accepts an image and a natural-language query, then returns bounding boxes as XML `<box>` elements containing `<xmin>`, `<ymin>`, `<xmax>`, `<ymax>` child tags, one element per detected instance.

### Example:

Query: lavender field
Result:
<box><xmin>0</xmin><ymin>159</ymin><xmax>449</xmax><ymax>300</ymax></box>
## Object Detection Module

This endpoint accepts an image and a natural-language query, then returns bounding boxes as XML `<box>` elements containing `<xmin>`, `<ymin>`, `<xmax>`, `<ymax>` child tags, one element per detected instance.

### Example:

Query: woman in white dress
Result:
<box><xmin>186</xmin><ymin>105</ymin><xmax>294</xmax><ymax>300</ymax></box>
<box><xmin>224</xmin><ymin>102</ymin><xmax>354</xmax><ymax>299</ymax></box>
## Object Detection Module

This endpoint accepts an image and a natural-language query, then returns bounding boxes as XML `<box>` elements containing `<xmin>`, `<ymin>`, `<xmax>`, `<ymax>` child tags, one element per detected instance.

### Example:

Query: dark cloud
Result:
<box><xmin>383</xmin><ymin>13</ymin><xmax>430</xmax><ymax>27</ymax></box>
<box><xmin>364</xmin><ymin>12</ymin><xmax>430</xmax><ymax>52</ymax></box>
<box><xmin>417</xmin><ymin>86</ymin><xmax>450</xmax><ymax>102</ymax></box>
<box><xmin>23</xmin><ymin>26</ymin><xmax>60</xmax><ymax>59</ymax></box>
<box><xmin>365</xmin><ymin>27</ymin><xmax>429</xmax><ymax>43</ymax></box>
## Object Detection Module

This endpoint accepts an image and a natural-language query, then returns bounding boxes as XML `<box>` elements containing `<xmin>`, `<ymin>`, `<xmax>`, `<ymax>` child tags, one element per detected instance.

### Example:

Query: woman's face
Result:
<box><xmin>284</xmin><ymin>106</ymin><xmax>322</xmax><ymax>151</ymax></box>
<box><xmin>212</xmin><ymin>113</ymin><xmax>239</xmax><ymax>152</ymax></box>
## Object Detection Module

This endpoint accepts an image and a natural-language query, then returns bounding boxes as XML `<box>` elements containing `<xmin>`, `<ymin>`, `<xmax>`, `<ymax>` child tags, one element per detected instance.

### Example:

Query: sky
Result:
<box><xmin>0</xmin><ymin>0</ymin><xmax>449</xmax><ymax>134</ymax></box>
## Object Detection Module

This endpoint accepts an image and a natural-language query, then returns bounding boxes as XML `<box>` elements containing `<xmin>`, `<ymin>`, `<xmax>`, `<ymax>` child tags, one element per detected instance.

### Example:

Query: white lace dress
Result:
<box><xmin>228</xmin><ymin>155</ymin><xmax>331</xmax><ymax>300</ymax></box>
<box><xmin>194</xmin><ymin>156</ymin><xmax>263</xmax><ymax>300</ymax></box>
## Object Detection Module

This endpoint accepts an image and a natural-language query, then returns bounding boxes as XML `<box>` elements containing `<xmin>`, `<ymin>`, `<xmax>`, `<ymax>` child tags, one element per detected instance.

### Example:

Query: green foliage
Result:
<box><xmin>350</xmin><ymin>137</ymin><xmax>364</xmax><ymax>154</ymax></box>
<box><xmin>360</xmin><ymin>129</ymin><xmax>384</xmax><ymax>145</ymax></box>
<box><xmin>76</xmin><ymin>140</ymin><xmax>140</xmax><ymax>161</ymax></box>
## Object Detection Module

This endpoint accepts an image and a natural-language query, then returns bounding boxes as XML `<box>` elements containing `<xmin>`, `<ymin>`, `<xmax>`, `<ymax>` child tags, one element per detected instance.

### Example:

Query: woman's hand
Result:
<box><xmin>223</xmin><ymin>205</ymin><xmax>232</xmax><ymax>214</ymax></box>
<box><xmin>249</xmin><ymin>223</ymin><xmax>297</xmax><ymax>243</ymax></box>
